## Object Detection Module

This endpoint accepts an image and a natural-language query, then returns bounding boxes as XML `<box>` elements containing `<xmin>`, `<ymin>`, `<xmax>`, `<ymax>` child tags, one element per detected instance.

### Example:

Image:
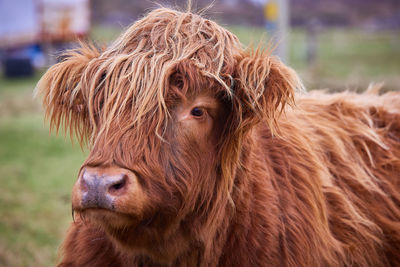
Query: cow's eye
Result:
<box><xmin>190</xmin><ymin>107</ymin><xmax>205</xmax><ymax>117</ymax></box>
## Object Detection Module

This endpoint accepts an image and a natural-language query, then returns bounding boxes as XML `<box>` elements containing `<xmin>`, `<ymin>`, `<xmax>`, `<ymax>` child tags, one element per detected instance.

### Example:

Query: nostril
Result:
<box><xmin>108</xmin><ymin>175</ymin><xmax>127</xmax><ymax>194</ymax></box>
<box><xmin>111</xmin><ymin>180</ymin><xmax>125</xmax><ymax>190</ymax></box>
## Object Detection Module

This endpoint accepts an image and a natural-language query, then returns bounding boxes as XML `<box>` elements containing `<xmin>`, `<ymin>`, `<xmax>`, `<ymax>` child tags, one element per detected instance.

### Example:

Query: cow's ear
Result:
<box><xmin>232</xmin><ymin>49</ymin><xmax>303</xmax><ymax>134</ymax></box>
<box><xmin>35</xmin><ymin>43</ymin><xmax>100</xmax><ymax>145</ymax></box>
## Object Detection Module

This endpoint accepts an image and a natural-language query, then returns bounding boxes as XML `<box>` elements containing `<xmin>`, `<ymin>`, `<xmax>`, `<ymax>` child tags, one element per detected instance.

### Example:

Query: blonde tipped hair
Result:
<box><xmin>37</xmin><ymin>8</ymin><xmax>245</xmax><ymax>143</ymax></box>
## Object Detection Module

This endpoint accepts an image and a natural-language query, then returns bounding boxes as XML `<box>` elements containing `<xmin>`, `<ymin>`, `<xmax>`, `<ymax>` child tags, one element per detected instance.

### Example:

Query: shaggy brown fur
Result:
<box><xmin>36</xmin><ymin>6</ymin><xmax>400</xmax><ymax>267</ymax></box>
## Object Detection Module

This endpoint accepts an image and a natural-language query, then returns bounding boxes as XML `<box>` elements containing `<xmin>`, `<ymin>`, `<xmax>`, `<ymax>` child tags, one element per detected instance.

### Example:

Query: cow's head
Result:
<box><xmin>36</xmin><ymin>8</ymin><xmax>302</xmax><ymax>261</ymax></box>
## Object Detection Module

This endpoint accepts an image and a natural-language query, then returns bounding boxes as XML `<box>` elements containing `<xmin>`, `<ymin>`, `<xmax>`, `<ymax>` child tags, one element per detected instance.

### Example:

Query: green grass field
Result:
<box><xmin>0</xmin><ymin>26</ymin><xmax>399</xmax><ymax>266</ymax></box>
<box><xmin>0</xmin><ymin>73</ymin><xmax>87</xmax><ymax>266</ymax></box>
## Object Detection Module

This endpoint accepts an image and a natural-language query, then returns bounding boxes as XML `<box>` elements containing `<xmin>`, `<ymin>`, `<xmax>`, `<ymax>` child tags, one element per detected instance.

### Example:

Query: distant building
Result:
<box><xmin>0</xmin><ymin>0</ymin><xmax>90</xmax><ymax>48</ymax></box>
<box><xmin>0</xmin><ymin>0</ymin><xmax>90</xmax><ymax>77</ymax></box>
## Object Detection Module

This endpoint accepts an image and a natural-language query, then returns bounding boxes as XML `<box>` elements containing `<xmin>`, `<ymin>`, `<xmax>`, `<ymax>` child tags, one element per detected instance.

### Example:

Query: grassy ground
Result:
<box><xmin>0</xmin><ymin>26</ymin><xmax>399</xmax><ymax>266</ymax></box>
<box><xmin>0</xmin><ymin>75</ymin><xmax>87</xmax><ymax>266</ymax></box>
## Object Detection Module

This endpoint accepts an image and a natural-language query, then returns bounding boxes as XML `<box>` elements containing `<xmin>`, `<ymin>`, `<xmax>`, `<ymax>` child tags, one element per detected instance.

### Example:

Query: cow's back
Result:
<box><xmin>266</xmin><ymin>90</ymin><xmax>400</xmax><ymax>265</ymax></box>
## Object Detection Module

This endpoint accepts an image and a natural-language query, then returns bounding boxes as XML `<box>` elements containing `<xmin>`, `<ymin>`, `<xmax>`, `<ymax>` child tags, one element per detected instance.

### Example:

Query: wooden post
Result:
<box><xmin>276</xmin><ymin>0</ymin><xmax>289</xmax><ymax>63</ymax></box>
<box><xmin>264</xmin><ymin>0</ymin><xmax>289</xmax><ymax>63</ymax></box>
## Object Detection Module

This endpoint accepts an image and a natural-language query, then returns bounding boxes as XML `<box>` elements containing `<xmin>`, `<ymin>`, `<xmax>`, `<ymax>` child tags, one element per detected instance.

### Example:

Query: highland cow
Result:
<box><xmin>36</xmin><ymin>7</ymin><xmax>400</xmax><ymax>267</ymax></box>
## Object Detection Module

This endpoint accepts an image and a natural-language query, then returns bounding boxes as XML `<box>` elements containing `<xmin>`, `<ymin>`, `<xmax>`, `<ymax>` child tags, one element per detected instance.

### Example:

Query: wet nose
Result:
<box><xmin>77</xmin><ymin>167</ymin><xmax>131</xmax><ymax>210</ymax></box>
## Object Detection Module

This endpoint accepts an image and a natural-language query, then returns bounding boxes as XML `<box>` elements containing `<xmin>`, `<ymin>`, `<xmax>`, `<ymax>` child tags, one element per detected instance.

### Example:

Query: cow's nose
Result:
<box><xmin>81</xmin><ymin>170</ymin><xmax>127</xmax><ymax>195</ymax></box>
<box><xmin>77</xmin><ymin>167</ymin><xmax>131</xmax><ymax>210</ymax></box>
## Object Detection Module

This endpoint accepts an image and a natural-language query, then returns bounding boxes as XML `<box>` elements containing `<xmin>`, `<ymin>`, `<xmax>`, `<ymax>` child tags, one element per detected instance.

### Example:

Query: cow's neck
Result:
<box><xmin>217</xmin><ymin>126</ymin><xmax>283</xmax><ymax>266</ymax></box>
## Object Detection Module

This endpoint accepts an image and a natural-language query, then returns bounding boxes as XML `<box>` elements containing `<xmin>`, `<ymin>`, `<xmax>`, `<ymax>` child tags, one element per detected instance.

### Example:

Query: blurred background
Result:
<box><xmin>0</xmin><ymin>0</ymin><xmax>399</xmax><ymax>266</ymax></box>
